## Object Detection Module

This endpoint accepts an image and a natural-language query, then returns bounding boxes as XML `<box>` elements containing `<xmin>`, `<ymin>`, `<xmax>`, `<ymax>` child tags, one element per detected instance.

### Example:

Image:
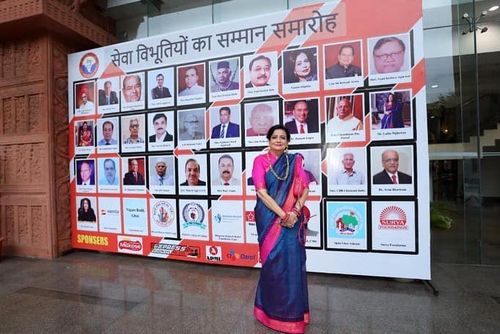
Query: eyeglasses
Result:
<box><xmin>185</xmin><ymin>121</ymin><xmax>199</xmax><ymax>124</ymax></box>
<box><xmin>383</xmin><ymin>158</ymin><xmax>399</xmax><ymax>162</ymax></box>
<box><xmin>374</xmin><ymin>50</ymin><xmax>404</xmax><ymax>61</ymax></box>
<box><xmin>130</xmin><ymin>124</ymin><xmax>139</xmax><ymax>128</ymax></box>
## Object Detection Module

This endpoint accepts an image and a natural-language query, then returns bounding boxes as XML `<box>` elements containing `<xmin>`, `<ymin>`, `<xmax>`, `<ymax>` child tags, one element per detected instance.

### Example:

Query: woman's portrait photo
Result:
<box><xmin>283</xmin><ymin>47</ymin><xmax>318</xmax><ymax>84</ymax></box>
<box><xmin>370</xmin><ymin>90</ymin><xmax>413</xmax><ymax>141</ymax></box>
<box><xmin>77</xmin><ymin>197</ymin><xmax>96</xmax><ymax>222</ymax></box>
<box><xmin>76</xmin><ymin>121</ymin><xmax>94</xmax><ymax>147</ymax></box>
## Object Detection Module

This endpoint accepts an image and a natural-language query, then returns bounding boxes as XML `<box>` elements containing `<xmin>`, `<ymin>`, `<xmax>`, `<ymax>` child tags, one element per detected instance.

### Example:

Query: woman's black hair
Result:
<box><xmin>266</xmin><ymin>124</ymin><xmax>291</xmax><ymax>141</ymax></box>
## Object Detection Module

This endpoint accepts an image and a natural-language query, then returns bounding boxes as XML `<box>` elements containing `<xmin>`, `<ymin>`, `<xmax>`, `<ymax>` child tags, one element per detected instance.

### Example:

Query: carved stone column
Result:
<box><xmin>0</xmin><ymin>0</ymin><xmax>116</xmax><ymax>258</ymax></box>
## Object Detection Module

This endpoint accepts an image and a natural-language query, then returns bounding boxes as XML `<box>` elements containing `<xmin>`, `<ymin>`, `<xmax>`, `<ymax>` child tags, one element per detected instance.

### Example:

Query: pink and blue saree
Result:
<box><xmin>252</xmin><ymin>152</ymin><xmax>310</xmax><ymax>333</ymax></box>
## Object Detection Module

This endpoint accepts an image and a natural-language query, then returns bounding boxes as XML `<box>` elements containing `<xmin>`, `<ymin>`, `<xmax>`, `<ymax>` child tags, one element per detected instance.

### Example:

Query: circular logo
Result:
<box><xmin>182</xmin><ymin>202</ymin><xmax>204</xmax><ymax>223</ymax></box>
<box><xmin>79</xmin><ymin>52</ymin><xmax>99</xmax><ymax>78</ymax></box>
<box><xmin>152</xmin><ymin>201</ymin><xmax>175</xmax><ymax>227</ymax></box>
<box><xmin>379</xmin><ymin>206</ymin><xmax>407</xmax><ymax>230</ymax></box>
<box><xmin>333</xmin><ymin>207</ymin><xmax>362</xmax><ymax>236</ymax></box>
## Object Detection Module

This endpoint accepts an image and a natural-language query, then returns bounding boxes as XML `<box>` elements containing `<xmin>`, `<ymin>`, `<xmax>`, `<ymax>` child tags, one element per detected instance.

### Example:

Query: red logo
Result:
<box><xmin>208</xmin><ymin>246</ymin><xmax>218</xmax><ymax>255</ymax></box>
<box><xmin>246</xmin><ymin>211</ymin><xmax>255</xmax><ymax>221</ymax></box>
<box><xmin>119</xmin><ymin>240</ymin><xmax>142</xmax><ymax>251</ymax></box>
<box><xmin>379</xmin><ymin>206</ymin><xmax>407</xmax><ymax>229</ymax></box>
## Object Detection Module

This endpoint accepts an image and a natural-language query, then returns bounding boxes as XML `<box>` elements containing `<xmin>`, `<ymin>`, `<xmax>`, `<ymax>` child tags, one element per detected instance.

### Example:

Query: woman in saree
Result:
<box><xmin>78</xmin><ymin>121</ymin><xmax>93</xmax><ymax>146</ymax></box>
<box><xmin>381</xmin><ymin>93</ymin><xmax>403</xmax><ymax>129</ymax></box>
<box><xmin>252</xmin><ymin>124</ymin><xmax>310</xmax><ymax>333</ymax></box>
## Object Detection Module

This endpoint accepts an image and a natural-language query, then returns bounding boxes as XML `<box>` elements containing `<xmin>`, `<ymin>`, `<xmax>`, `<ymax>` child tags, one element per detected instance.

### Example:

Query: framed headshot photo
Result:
<box><xmin>121</xmin><ymin>156</ymin><xmax>146</xmax><ymax>194</ymax></box>
<box><xmin>74</xmin><ymin>81</ymin><xmax>96</xmax><ymax>116</ymax></box>
<box><xmin>76</xmin><ymin>196</ymin><xmax>98</xmax><ymax>232</ymax></box>
<box><xmin>147</xmin><ymin>111</ymin><xmax>175</xmax><ymax>152</ymax></box>
<box><xmin>96</xmin><ymin>117</ymin><xmax>119</xmax><ymax>153</ymax></box>
<box><xmin>209</xmin><ymin>57</ymin><xmax>241</xmax><ymax>101</ymax></box>
<box><xmin>370</xmin><ymin>90</ymin><xmax>413</xmax><ymax>141</ymax></box>
<box><xmin>209</xmin><ymin>104</ymin><xmax>242</xmax><ymax>149</ymax></box>
<box><xmin>97</xmin><ymin>157</ymin><xmax>120</xmax><ymax>193</ymax></box>
<box><xmin>148</xmin><ymin>67</ymin><xmax>174</xmax><ymax>109</ymax></box>
<box><xmin>97</xmin><ymin>77</ymin><xmax>120</xmax><ymax>114</ymax></box>
<box><xmin>121</xmin><ymin>72</ymin><xmax>146</xmax><ymax>112</ymax></box>
<box><xmin>177</xmin><ymin>63</ymin><xmax>206</xmax><ymax>106</ymax></box>
<box><xmin>244</xmin><ymin>52</ymin><xmax>278</xmax><ymax>98</ymax></box>
<box><xmin>75</xmin><ymin>158</ymin><xmax>96</xmax><ymax>193</ymax></box>
<box><xmin>177</xmin><ymin>108</ymin><xmax>206</xmax><ymax>150</ymax></box>
<box><xmin>210</xmin><ymin>152</ymin><xmax>243</xmax><ymax>195</ymax></box>
<box><xmin>324</xmin><ymin>40</ymin><xmax>364</xmax><ymax>89</ymax></box>
<box><xmin>121</xmin><ymin>114</ymin><xmax>146</xmax><ymax>153</ymax></box>
<box><xmin>74</xmin><ymin>120</ymin><xmax>95</xmax><ymax>155</ymax></box>
<box><xmin>244</xmin><ymin>100</ymin><xmax>279</xmax><ymax>147</ymax></box>
<box><xmin>368</xmin><ymin>33</ymin><xmax>412</xmax><ymax>85</ymax></box>
<box><xmin>327</xmin><ymin>147</ymin><xmax>368</xmax><ymax>196</ymax></box>
<box><xmin>325</xmin><ymin>94</ymin><xmax>365</xmax><ymax>143</ymax></box>
<box><xmin>148</xmin><ymin>155</ymin><xmax>175</xmax><ymax>195</ymax></box>
<box><xmin>283</xmin><ymin>98</ymin><xmax>320</xmax><ymax>144</ymax></box>
<box><xmin>370</xmin><ymin>145</ymin><xmax>415</xmax><ymax>196</ymax></box>
<box><xmin>177</xmin><ymin>154</ymin><xmax>208</xmax><ymax>196</ymax></box>
<box><xmin>282</xmin><ymin>47</ymin><xmax>319</xmax><ymax>94</ymax></box>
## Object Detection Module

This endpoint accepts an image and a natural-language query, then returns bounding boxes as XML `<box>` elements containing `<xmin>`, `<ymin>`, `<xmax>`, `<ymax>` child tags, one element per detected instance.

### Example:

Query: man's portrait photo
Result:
<box><xmin>178</xmin><ymin>155</ymin><xmax>208</xmax><ymax>195</ymax></box>
<box><xmin>244</xmin><ymin>52</ymin><xmax>278</xmax><ymax>97</ymax></box>
<box><xmin>98</xmin><ymin>78</ymin><xmax>119</xmax><ymax>106</ymax></box>
<box><xmin>326</xmin><ymin>94</ymin><xmax>365</xmax><ymax>142</ymax></box>
<box><xmin>370</xmin><ymin>145</ymin><xmax>414</xmax><ymax>196</ymax></box>
<box><xmin>283</xmin><ymin>99</ymin><xmax>319</xmax><ymax>135</ymax></box>
<box><xmin>325</xmin><ymin>41</ymin><xmax>363</xmax><ymax>80</ymax></box>
<box><xmin>211</xmin><ymin>153</ymin><xmax>242</xmax><ymax>187</ymax></box>
<box><xmin>327</xmin><ymin>147</ymin><xmax>367</xmax><ymax>195</ymax></box>
<box><xmin>74</xmin><ymin>81</ymin><xmax>96</xmax><ymax>115</ymax></box>
<box><xmin>75</xmin><ymin>120</ymin><xmax>94</xmax><ymax>148</ymax></box>
<box><xmin>76</xmin><ymin>159</ymin><xmax>95</xmax><ymax>187</ymax></box>
<box><xmin>209</xmin><ymin>59</ymin><xmax>239</xmax><ymax>94</ymax></box>
<box><xmin>148</xmin><ymin>112</ymin><xmax>174</xmax><ymax>143</ymax></box>
<box><xmin>121</xmin><ymin>73</ymin><xmax>145</xmax><ymax>111</ymax></box>
<box><xmin>121</xmin><ymin>115</ymin><xmax>146</xmax><ymax>153</ymax></box>
<box><xmin>245</xmin><ymin>101</ymin><xmax>278</xmax><ymax>136</ymax></box>
<box><xmin>148</xmin><ymin>156</ymin><xmax>175</xmax><ymax>193</ymax></box>
<box><xmin>98</xmin><ymin>157</ymin><xmax>119</xmax><ymax>187</ymax></box>
<box><xmin>178</xmin><ymin>109</ymin><xmax>206</xmax><ymax>148</ymax></box>
<box><xmin>148</xmin><ymin>68</ymin><xmax>174</xmax><ymax>108</ymax></box>
<box><xmin>177</xmin><ymin>64</ymin><xmax>205</xmax><ymax>102</ymax></box>
<box><xmin>122</xmin><ymin>157</ymin><xmax>145</xmax><ymax>186</ymax></box>
<box><xmin>96</xmin><ymin>118</ymin><xmax>118</xmax><ymax>150</ymax></box>
<box><xmin>369</xmin><ymin>34</ymin><xmax>411</xmax><ymax>75</ymax></box>
<box><xmin>372</xmin><ymin>148</ymin><xmax>412</xmax><ymax>185</ymax></box>
<box><xmin>211</xmin><ymin>106</ymin><xmax>240</xmax><ymax>139</ymax></box>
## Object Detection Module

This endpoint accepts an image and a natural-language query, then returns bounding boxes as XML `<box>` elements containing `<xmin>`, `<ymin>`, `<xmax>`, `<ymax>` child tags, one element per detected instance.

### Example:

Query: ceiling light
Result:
<box><xmin>488</xmin><ymin>5</ymin><xmax>499</xmax><ymax>11</ymax></box>
<box><xmin>431</xmin><ymin>84</ymin><xmax>439</xmax><ymax>88</ymax></box>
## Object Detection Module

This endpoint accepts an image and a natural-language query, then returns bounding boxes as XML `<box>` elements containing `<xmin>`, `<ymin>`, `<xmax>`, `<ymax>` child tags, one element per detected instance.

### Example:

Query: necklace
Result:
<box><xmin>267</xmin><ymin>152</ymin><xmax>289</xmax><ymax>181</ymax></box>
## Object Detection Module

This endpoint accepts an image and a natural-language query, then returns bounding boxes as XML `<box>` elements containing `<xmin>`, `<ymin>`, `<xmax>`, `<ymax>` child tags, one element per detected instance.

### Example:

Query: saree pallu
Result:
<box><xmin>254</xmin><ymin>153</ymin><xmax>309</xmax><ymax>334</ymax></box>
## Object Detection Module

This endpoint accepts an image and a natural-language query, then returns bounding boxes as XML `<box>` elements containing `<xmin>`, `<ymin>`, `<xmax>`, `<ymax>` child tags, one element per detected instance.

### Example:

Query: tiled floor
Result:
<box><xmin>1</xmin><ymin>251</ymin><xmax>500</xmax><ymax>333</ymax></box>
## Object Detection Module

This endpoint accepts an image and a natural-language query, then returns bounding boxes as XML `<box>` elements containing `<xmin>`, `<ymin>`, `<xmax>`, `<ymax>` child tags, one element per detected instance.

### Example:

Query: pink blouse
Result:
<box><xmin>252</xmin><ymin>152</ymin><xmax>309</xmax><ymax>192</ymax></box>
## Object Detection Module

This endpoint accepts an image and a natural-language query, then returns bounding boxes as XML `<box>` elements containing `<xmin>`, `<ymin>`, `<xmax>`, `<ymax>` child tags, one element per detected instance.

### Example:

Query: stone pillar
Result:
<box><xmin>0</xmin><ymin>0</ymin><xmax>116</xmax><ymax>258</ymax></box>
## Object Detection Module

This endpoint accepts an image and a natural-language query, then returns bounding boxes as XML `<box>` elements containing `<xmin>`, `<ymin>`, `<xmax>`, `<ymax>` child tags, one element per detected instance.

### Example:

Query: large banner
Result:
<box><xmin>68</xmin><ymin>0</ymin><xmax>430</xmax><ymax>279</ymax></box>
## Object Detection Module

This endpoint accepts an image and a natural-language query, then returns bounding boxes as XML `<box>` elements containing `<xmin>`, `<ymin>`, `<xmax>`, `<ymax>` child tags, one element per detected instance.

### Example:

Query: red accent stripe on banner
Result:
<box><xmin>341</xmin><ymin>0</ymin><xmax>422</xmax><ymax>37</ymax></box>
<box><xmin>100</xmin><ymin>62</ymin><xmax>126</xmax><ymax>78</ymax></box>
<box><xmin>174</xmin><ymin>148</ymin><xmax>194</xmax><ymax>157</ymax></box>
<box><xmin>395</xmin><ymin>59</ymin><xmax>426</xmax><ymax>96</ymax></box>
